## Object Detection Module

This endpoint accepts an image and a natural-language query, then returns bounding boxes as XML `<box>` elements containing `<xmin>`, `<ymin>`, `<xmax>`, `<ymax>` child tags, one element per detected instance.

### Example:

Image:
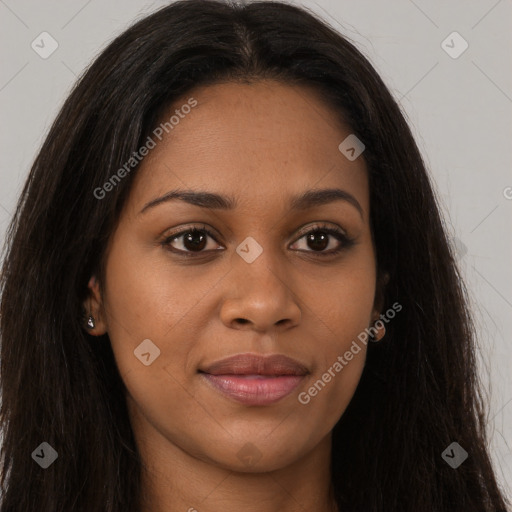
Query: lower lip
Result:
<box><xmin>201</xmin><ymin>374</ymin><xmax>305</xmax><ymax>406</ymax></box>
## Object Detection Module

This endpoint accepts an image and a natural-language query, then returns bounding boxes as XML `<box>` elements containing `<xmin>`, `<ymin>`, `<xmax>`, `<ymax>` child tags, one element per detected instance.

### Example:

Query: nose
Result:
<box><xmin>219</xmin><ymin>249</ymin><xmax>302</xmax><ymax>333</ymax></box>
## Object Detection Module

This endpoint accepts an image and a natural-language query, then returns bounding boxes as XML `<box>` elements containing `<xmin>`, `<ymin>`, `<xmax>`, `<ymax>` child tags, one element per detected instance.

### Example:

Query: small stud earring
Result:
<box><xmin>370</xmin><ymin>321</ymin><xmax>386</xmax><ymax>342</ymax></box>
<box><xmin>87</xmin><ymin>315</ymin><xmax>96</xmax><ymax>329</ymax></box>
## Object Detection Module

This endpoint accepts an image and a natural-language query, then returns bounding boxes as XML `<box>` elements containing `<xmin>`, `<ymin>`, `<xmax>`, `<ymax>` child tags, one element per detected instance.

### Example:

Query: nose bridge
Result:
<box><xmin>234</xmin><ymin>232</ymin><xmax>290</xmax><ymax>297</ymax></box>
<box><xmin>220</xmin><ymin>233</ymin><xmax>302</xmax><ymax>331</ymax></box>
<box><xmin>248</xmin><ymin>216</ymin><xmax>296</xmax><ymax>266</ymax></box>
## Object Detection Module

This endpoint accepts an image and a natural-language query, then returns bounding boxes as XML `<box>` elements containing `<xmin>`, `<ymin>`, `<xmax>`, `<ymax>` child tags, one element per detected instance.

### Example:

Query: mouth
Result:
<box><xmin>198</xmin><ymin>353</ymin><xmax>309</xmax><ymax>406</ymax></box>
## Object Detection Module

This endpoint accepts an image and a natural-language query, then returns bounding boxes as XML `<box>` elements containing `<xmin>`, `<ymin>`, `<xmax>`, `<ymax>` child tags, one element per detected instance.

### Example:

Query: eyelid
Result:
<box><xmin>163</xmin><ymin>223</ymin><xmax>221</xmax><ymax>243</ymax></box>
<box><xmin>293</xmin><ymin>221</ymin><xmax>348</xmax><ymax>238</ymax></box>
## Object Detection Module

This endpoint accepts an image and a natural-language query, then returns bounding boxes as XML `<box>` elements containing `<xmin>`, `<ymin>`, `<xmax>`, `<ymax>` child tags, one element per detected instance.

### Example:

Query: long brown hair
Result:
<box><xmin>1</xmin><ymin>1</ymin><xmax>509</xmax><ymax>510</ymax></box>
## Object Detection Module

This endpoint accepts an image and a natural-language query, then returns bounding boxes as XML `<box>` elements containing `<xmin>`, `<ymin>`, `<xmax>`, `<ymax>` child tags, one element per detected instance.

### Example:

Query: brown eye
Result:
<box><xmin>305</xmin><ymin>231</ymin><xmax>330</xmax><ymax>251</ymax></box>
<box><xmin>290</xmin><ymin>225</ymin><xmax>355</xmax><ymax>256</ymax></box>
<box><xmin>163</xmin><ymin>227</ymin><xmax>222</xmax><ymax>254</ymax></box>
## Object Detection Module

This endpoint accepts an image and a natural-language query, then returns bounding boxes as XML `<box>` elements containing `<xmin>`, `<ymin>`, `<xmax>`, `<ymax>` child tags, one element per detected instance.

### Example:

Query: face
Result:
<box><xmin>86</xmin><ymin>80</ymin><xmax>382</xmax><ymax>472</ymax></box>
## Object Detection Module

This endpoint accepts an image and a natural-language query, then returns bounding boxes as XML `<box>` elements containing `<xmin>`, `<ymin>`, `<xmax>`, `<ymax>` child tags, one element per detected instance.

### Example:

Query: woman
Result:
<box><xmin>0</xmin><ymin>1</ymin><xmax>509</xmax><ymax>511</ymax></box>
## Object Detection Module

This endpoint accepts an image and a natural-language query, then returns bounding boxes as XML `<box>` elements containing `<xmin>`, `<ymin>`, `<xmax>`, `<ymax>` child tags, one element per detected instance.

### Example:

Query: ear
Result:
<box><xmin>371</xmin><ymin>270</ymin><xmax>390</xmax><ymax>322</ymax></box>
<box><xmin>82</xmin><ymin>275</ymin><xmax>108</xmax><ymax>336</ymax></box>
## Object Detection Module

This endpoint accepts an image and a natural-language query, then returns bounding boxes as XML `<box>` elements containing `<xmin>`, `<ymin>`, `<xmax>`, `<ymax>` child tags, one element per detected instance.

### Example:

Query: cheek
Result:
<box><xmin>295</xmin><ymin>247</ymin><xmax>375</xmax><ymax>421</ymax></box>
<box><xmin>292</xmin><ymin>289</ymin><xmax>372</xmax><ymax>441</ymax></box>
<box><xmin>308</xmin><ymin>242</ymin><xmax>376</xmax><ymax>350</ymax></box>
<box><xmin>100</xmin><ymin>243</ymin><xmax>217</xmax><ymax>454</ymax></box>
<box><xmin>100</xmin><ymin>237</ymin><xmax>193</xmax><ymax>377</ymax></box>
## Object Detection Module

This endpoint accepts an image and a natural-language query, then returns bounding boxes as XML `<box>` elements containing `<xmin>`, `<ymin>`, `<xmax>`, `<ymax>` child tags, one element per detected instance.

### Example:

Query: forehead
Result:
<box><xmin>127</xmin><ymin>80</ymin><xmax>369</xmax><ymax>218</ymax></box>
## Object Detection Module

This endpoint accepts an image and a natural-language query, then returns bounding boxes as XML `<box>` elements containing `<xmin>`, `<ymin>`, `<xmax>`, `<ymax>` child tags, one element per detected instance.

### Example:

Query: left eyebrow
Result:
<box><xmin>290</xmin><ymin>188</ymin><xmax>363</xmax><ymax>219</ymax></box>
<box><xmin>138</xmin><ymin>187</ymin><xmax>364</xmax><ymax>219</ymax></box>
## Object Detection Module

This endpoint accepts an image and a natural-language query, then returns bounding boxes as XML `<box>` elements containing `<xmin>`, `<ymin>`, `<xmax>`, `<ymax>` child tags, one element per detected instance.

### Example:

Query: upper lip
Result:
<box><xmin>199</xmin><ymin>353</ymin><xmax>309</xmax><ymax>376</ymax></box>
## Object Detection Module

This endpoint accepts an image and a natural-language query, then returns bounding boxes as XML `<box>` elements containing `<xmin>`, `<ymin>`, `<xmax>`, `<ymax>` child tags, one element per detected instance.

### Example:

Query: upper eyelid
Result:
<box><xmin>294</xmin><ymin>223</ymin><xmax>348</xmax><ymax>238</ymax></box>
<box><xmin>166</xmin><ymin>222</ymin><xmax>347</xmax><ymax>241</ymax></box>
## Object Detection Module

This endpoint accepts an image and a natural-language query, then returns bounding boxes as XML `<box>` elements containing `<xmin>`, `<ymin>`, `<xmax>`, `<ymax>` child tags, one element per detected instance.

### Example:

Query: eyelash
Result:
<box><xmin>161</xmin><ymin>223</ymin><xmax>355</xmax><ymax>258</ymax></box>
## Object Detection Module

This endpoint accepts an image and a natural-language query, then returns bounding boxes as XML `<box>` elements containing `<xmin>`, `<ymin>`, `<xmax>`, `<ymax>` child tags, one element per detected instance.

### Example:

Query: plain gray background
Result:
<box><xmin>0</xmin><ymin>0</ymin><xmax>511</xmax><ymax>498</ymax></box>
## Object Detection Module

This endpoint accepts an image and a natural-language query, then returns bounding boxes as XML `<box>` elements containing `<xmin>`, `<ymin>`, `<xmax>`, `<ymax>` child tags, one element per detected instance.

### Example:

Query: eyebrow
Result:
<box><xmin>139</xmin><ymin>187</ymin><xmax>364</xmax><ymax>218</ymax></box>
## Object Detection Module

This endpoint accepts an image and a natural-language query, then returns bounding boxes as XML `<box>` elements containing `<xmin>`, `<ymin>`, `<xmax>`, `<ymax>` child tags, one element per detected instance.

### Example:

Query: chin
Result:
<box><xmin>194</xmin><ymin>434</ymin><xmax>313</xmax><ymax>474</ymax></box>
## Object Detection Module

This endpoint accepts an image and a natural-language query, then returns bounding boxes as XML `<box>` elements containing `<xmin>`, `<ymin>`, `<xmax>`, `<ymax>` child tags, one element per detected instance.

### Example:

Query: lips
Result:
<box><xmin>200</xmin><ymin>353</ymin><xmax>309</xmax><ymax>376</ymax></box>
<box><xmin>199</xmin><ymin>353</ymin><xmax>309</xmax><ymax>406</ymax></box>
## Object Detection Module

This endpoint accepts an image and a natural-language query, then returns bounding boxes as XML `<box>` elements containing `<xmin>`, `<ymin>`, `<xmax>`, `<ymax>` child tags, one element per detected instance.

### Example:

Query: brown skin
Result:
<box><xmin>84</xmin><ymin>80</ymin><xmax>385</xmax><ymax>512</ymax></box>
